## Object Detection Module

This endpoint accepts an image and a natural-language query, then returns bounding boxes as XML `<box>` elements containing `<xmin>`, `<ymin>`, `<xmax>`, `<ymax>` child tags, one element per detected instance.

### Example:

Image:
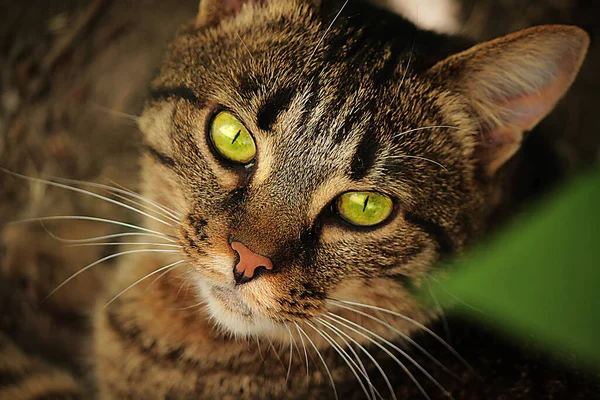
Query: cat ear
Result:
<box><xmin>196</xmin><ymin>0</ymin><xmax>265</xmax><ymax>26</ymax></box>
<box><xmin>428</xmin><ymin>25</ymin><xmax>589</xmax><ymax>175</ymax></box>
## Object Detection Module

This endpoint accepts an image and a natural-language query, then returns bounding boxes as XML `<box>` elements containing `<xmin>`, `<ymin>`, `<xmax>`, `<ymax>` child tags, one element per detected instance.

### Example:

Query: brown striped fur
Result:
<box><xmin>90</xmin><ymin>0</ymin><xmax>588</xmax><ymax>398</ymax></box>
<box><xmin>0</xmin><ymin>0</ymin><xmax>591</xmax><ymax>399</ymax></box>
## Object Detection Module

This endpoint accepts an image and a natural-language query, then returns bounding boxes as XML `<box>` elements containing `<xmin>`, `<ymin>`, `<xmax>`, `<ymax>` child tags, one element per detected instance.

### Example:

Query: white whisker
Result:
<box><xmin>236</xmin><ymin>32</ymin><xmax>254</xmax><ymax>61</ymax></box>
<box><xmin>318</xmin><ymin>317</ymin><xmax>393</xmax><ymax>400</ymax></box>
<box><xmin>267</xmin><ymin>336</ymin><xmax>286</xmax><ymax>372</ymax></box>
<box><xmin>295</xmin><ymin>322</ymin><xmax>338</xmax><ymax>400</ymax></box>
<box><xmin>56</xmin><ymin>176</ymin><xmax>182</xmax><ymax>221</ymax></box>
<box><xmin>68</xmin><ymin>242</ymin><xmax>182</xmax><ymax>248</ymax></box>
<box><xmin>306</xmin><ymin>320</ymin><xmax>375</xmax><ymax>400</ymax></box>
<box><xmin>334</xmin><ymin>299</ymin><xmax>475</xmax><ymax>375</ymax></box>
<box><xmin>109</xmin><ymin>191</ymin><xmax>181</xmax><ymax>225</ymax></box>
<box><xmin>103</xmin><ymin>260</ymin><xmax>187</xmax><ymax>309</ymax></box>
<box><xmin>284</xmin><ymin>324</ymin><xmax>294</xmax><ymax>384</ymax></box>
<box><xmin>10</xmin><ymin>216</ymin><xmax>177</xmax><ymax>239</ymax></box>
<box><xmin>388</xmin><ymin>155</ymin><xmax>449</xmax><ymax>173</ymax></box>
<box><xmin>108</xmin><ymin>179</ymin><xmax>184</xmax><ymax>219</ymax></box>
<box><xmin>295</xmin><ymin>322</ymin><xmax>311</xmax><ymax>384</ymax></box>
<box><xmin>325</xmin><ymin>313</ymin><xmax>434</xmax><ymax>400</ymax></box>
<box><xmin>395</xmin><ymin>125</ymin><xmax>460</xmax><ymax>138</ymax></box>
<box><xmin>2</xmin><ymin>169</ymin><xmax>175</xmax><ymax>227</ymax></box>
<box><xmin>170</xmin><ymin>296</ymin><xmax>207</xmax><ymax>311</ymax></box>
<box><xmin>398</xmin><ymin>39</ymin><xmax>415</xmax><ymax>92</ymax></box>
<box><xmin>315</xmin><ymin>318</ymin><xmax>382</xmax><ymax>400</ymax></box>
<box><xmin>426</xmin><ymin>277</ymin><xmax>452</xmax><ymax>344</ymax></box>
<box><xmin>255</xmin><ymin>335</ymin><xmax>266</xmax><ymax>364</ymax></box>
<box><xmin>427</xmin><ymin>276</ymin><xmax>487</xmax><ymax>316</ymax></box>
<box><xmin>303</xmin><ymin>0</ymin><xmax>350</xmax><ymax>73</ymax></box>
<box><xmin>46</xmin><ymin>248</ymin><xmax>180</xmax><ymax>299</ymax></box>
<box><xmin>39</xmin><ymin>228</ymin><xmax>176</xmax><ymax>244</ymax></box>
<box><xmin>330</xmin><ymin>300</ymin><xmax>458</xmax><ymax>379</ymax></box>
<box><xmin>93</xmin><ymin>104</ymin><xmax>141</xmax><ymax>122</ymax></box>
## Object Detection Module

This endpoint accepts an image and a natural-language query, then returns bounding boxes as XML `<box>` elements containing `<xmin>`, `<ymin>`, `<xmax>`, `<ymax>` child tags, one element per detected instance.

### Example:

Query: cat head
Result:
<box><xmin>137</xmin><ymin>0</ymin><xmax>588</xmax><ymax>340</ymax></box>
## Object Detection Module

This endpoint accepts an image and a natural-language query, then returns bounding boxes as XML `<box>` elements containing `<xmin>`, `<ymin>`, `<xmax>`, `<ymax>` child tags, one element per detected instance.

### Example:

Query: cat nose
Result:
<box><xmin>230</xmin><ymin>241</ymin><xmax>273</xmax><ymax>285</ymax></box>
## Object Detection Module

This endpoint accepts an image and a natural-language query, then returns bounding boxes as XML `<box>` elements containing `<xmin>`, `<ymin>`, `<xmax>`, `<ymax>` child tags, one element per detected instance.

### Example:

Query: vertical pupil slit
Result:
<box><xmin>231</xmin><ymin>129</ymin><xmax>242</xmax><ymax>144</ymax></box>
<box><xmin>362</xmin><ymin>195</ymin><xmax>370</xmax><ymax>212</ymax></box>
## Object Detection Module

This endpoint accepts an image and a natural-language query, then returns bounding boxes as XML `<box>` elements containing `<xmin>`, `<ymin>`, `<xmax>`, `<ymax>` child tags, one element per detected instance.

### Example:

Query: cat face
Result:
<box><xmin>138</xmin><ymin>0</ymin><xmax>588</xmax><ymax>339</ymax></box>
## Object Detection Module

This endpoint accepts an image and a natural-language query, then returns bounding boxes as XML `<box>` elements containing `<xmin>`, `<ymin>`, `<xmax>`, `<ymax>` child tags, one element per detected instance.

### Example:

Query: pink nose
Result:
<box><xmin>231</xmin><ymin>241</ymin><xmax>273</xmax><ymax>280</ymax></box>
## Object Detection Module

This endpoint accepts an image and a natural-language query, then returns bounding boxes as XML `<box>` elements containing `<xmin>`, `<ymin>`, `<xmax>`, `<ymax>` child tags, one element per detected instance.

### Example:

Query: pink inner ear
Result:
<box><xmin>223</xmin><ymin>0</ymin><xmax>245</xmax><ymax>15</ymax></box>
<box><xmin>494</xmin><ymin>75</ymin><xmax>572</xmax><ymax>133</ymax></box>
<box><xmin>476</xmin><ymin>70</ymin><xmax>576</xmax><ymax>175</ymax></box>
<box><xmin>197</xmin><ymin>0</ymin><xmax>266</xmax><ymax>26</ymax></box>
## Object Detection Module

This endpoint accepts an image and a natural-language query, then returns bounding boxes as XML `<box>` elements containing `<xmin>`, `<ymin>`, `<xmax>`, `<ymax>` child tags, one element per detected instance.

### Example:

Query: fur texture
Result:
<box><xmin>0</xmin><ymin>0</ymin><xmax>594</xmax><ymax>399</ymax></box>
<box><xmin>93</xmin><ymin>0</ymin><xmax>588</xmax><ymax>398</ymax></box>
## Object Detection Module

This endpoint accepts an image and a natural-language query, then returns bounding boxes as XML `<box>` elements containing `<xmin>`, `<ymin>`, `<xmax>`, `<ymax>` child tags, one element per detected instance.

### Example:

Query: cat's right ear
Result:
<box><xmin>196</xmin><ymin>0</ymin><xmax>264</xmax><ymax>26</ymax></box>
<box><xmin>428</xmin><ymin>25</ymin><xmax>589</xmax><ymax>176</ymax></box>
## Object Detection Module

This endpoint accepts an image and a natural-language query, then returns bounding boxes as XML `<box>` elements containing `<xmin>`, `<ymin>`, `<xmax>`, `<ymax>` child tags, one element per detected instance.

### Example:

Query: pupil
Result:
<box><xmin>231</xmin><ymin>129</ymin><xmax>242</xmax><ymax>144</ymax></box>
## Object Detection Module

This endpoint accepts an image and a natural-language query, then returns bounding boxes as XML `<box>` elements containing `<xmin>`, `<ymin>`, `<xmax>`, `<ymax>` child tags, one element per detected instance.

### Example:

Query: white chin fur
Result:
<box><xmin>198</xmin><ymin>280</ymin><xmax>285</xmax><ymax>340</ymax></box>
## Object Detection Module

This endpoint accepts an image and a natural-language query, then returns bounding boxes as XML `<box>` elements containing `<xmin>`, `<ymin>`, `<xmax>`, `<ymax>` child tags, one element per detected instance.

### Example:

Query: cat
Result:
<box><xmin>0</xmin><ymin>0</ymin><xmax>595</xmax><ymax>398</ymax></box>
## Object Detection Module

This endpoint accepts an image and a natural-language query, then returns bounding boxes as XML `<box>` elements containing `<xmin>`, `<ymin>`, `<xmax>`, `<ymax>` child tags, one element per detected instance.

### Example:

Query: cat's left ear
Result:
<box><xmin>196</xmin><ymin>0</ymin><xmax>265</xmax><ymax>26</ymax></box>
<box><xmin>428</xmin><ymin>25</ymin><xmax>589</xmax><ymax>175</ymax></box>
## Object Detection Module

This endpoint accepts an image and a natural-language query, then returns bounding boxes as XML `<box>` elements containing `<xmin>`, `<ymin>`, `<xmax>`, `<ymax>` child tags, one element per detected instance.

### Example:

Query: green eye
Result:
<box><xmin>336</xmin><ymin>191</ymin><xmax>393</xmax><ymax>227</ymax></box>
<box><xmin>210</xmin><ymin>111</ymin><xmax>256</xmax><ymax>164</ymax></box>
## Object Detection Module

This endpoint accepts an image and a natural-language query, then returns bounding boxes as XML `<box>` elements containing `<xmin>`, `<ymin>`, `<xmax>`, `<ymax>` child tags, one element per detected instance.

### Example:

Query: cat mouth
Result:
<box><xmin>198</xmin><ymin>279</ymin><xmax>285</xmax><ymax>337</ymax></box>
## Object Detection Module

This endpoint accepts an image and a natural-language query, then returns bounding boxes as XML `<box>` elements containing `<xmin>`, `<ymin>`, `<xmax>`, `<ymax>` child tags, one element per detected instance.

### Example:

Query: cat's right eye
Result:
<box><xmin>336</xmin><ymin>191</ymin><xmax>393</xmax><ymax>227</ymax></box>
<box><xmin>209</xmin><ymin>111</ymin><xmax>256</xmax><ymax>164</ymax></box>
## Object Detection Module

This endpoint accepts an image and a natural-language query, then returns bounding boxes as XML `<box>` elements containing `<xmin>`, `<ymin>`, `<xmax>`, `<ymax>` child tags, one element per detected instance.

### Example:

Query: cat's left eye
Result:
<box><xmin>336</xmin><ymin>191</ymin><xmax>393</xmax><ymax>227</ymax></box>
<box><xmin>209</xmin><ymin>111</ymin><xmax>256</xmax><ymax>164</ymax></box>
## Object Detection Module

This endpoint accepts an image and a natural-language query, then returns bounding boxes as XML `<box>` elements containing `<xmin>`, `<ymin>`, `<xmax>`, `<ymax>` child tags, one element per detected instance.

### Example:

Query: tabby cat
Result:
<box><xmin>0</xmin><ymin>0</ymin><xmax>593</xmax><ymax>398</ymax></box>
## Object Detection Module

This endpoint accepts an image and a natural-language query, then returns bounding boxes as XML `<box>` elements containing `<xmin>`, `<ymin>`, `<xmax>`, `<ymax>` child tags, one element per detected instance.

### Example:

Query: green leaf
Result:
<box><xmin>426</xmin><ymin>169</ymin><xmax>600</xmax><ymax>368</ymax></box>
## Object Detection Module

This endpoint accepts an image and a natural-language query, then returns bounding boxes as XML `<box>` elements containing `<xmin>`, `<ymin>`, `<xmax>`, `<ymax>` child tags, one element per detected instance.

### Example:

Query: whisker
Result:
<box><xmin>395</xmin><ymin>125</ymin><xmax>460</xmax><ymax>138</ymax></box>
<box><xmin>398</xmin><ymin>38</ymin><xmax>415</xmax><ymax>92</ymax></box>
<box><xmin>295</xmin><ymin>322</ymin><xmax>338</xmax><ymax>400</ymax></box>
<box><xmin>318</xmin><ymin>317</ymin><xmax>394</xmax><ymax>400</ymax></box>
<box><xmin>303</xmin><ymin>0</ymin><xmax>350</xmax><ymax>73</ymax></box>
<box><xmin>306</xmin><ymin>320</ymin><xmax>375</xmax><ymax>400</ymax></box>
<box><xmin>107</xmin><ymin>181</ymin><xmax>184</xmax><ymax>219</ymax></box>
<box><xmin>325</xmin><ymin>313</ymin><xmax>434</xmax><ymax>400</ymax></box>
<box><xmin>334</xmin><ymin>299</ymin><xmax>476</xmax><ymax>375</ymax></box>
<box><xmin>10</xmin><ymin>216</ymin><xmax>178</xmax><ymax>240</ymax></box>
<box><xmin>55</xmin><ymin>176</ymin><xmax>182</xmax><ymax>221</ymax></box>
<box><xmin>93</xmin><ymin>104</ymin><xmax>141</xmax><ymax>122</ymax></box>
<box><xmin>46</xmin><ymin>248</ymin><xmax>180</xmax><ymax>299</ymax></box>
<box><xmin>425</xmin><ymin>277</ymin><xmax>452</xmax><ymax>344</ymax></box>
<box><xmin>295</xmin><ymin>322</ymin><xmax>311</xmax><ymax>384</ymax></box>
<box><xmin>266</xmin><ymin>336</ymin><xmax>286</xmax><ymax>373</ymax></box>
<box><xmin>427</xmin><ymin>275</ymin><xmax>487</xmax><ymax>315</ymax></box>
<box><xmin>1</xmin><ymin>169</ymin><xmax>175</xmax><ymax>227</ymax></box>
<box><xmin>329</xmin><ymin>300</ymin><xmax>458</xmax><ymax>379</ymax></box>
<box><xmin>39</xmin><ymin>227</ymin><xmax>177</xmax><ymax>244</ymax></box>
<box><xmin>67</xmin><ymin>242</ymin><xmax>182</xmax><ymax>248</ymax></box>
<box><xmin>236</xmin><ymin>32</ymin><xmax>254</xmax><ymax>62</ymax></box>
<box><xmin>109</xmin><ymin>191</ymin><xmax>181</xmax><ymax>225</ymax></box>
<box><xmin>389</xmin><ymin>155</ymin><xmax>449</xmax><ymax>173</ymax></box>
<box><xmin>255</xmin><ymin>335</ymin><xmax>266</xmax><ymax>364</ymax></box>
<box><xmin>175</xmin><ymin>273</ymin><xmax>193</xmax><ymax>300</ymax></box>
<box><xmin>103</xmin><ymin>260</ymin><xmax>187</xmax><ymax>309</ymax></box>
<box><xmin>284</xmin><ymin>324</ymin><xmax>294</xmax><ymax>384</ymax></box>
<box><xmin>173</xmin><ymin>300</ymin><xmax>208</xmax><ymax>311</ymax></box>
<box><xmin>314</xmin><ymin>319</ymin><xmax>382</xmax><ymax>400</ymax></box>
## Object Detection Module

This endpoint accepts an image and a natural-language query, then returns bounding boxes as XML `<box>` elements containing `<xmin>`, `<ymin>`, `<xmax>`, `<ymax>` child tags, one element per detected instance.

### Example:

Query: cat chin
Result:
<box><xmin>197</xmin><ymin>280</ymin><xmax>288</xmax><ymax>340</ymax></box>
